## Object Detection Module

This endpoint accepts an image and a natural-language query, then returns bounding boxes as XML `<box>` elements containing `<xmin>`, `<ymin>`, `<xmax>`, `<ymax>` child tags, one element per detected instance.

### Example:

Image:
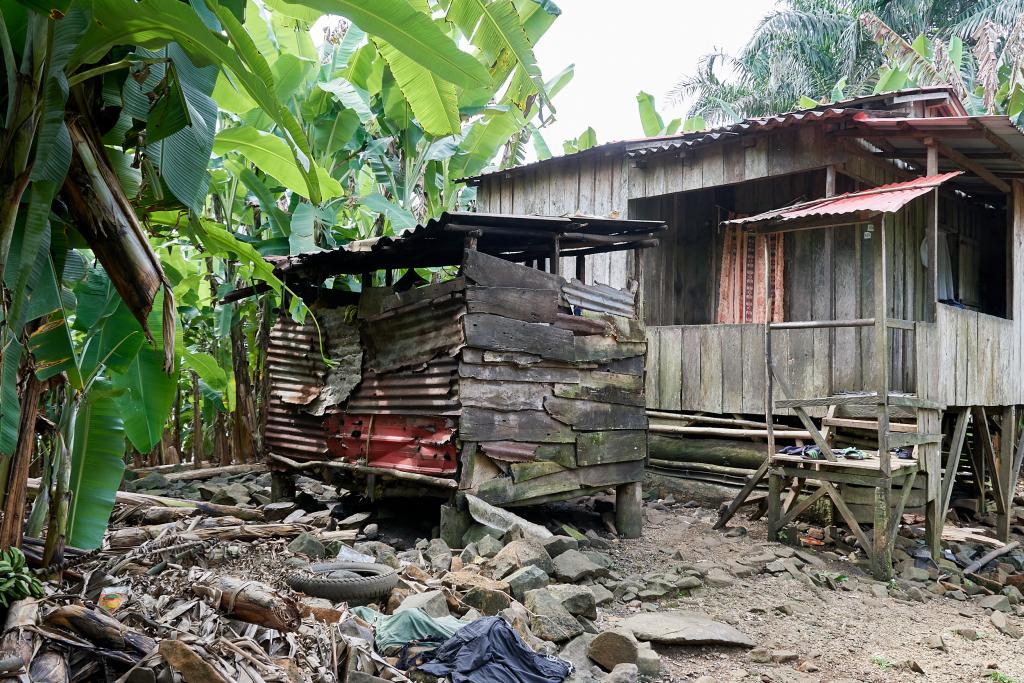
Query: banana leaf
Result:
<box><xmin>66</xmin><ymin>382</ymin><xmax>126</xmax><ymax>550</ymax></box>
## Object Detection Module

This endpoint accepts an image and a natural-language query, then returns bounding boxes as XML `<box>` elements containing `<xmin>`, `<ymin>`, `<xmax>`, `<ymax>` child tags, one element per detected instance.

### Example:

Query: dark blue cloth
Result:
<box><xmin>418</xmin><ymin>616</ymin><xmax>571</xmax><ymax>683</ymax></box>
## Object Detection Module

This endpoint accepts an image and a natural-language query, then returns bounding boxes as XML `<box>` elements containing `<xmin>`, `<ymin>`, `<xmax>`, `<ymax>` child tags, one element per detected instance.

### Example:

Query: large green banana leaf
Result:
<box><xmin>375</xmin><ymin>39</ymin><xmax>461</xmax><ymax>137</ymax></box>
<box><xmin>111</xmin><ymin>290</ymin><xmax>178</xmax><ymax>453</ymax></box>
<box><xmin>67</xmin><ymin>382</ymin><xmax>126</xmax><ymax>549</ymax></box>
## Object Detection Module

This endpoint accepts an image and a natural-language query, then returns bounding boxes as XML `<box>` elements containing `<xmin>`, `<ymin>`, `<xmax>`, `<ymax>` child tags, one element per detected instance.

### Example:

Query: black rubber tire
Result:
<box><xmin>286</xmin><ymin>561</ymin><xmax>398</xmax><ymax>602</ymax></box>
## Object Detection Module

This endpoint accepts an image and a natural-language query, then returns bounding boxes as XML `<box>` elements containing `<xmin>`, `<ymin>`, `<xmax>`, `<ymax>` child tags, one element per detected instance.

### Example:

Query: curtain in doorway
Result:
<box><xmin>717</xmin><ymin>225</ymin><xmax>785</xmax><ymax>323</ymax></box>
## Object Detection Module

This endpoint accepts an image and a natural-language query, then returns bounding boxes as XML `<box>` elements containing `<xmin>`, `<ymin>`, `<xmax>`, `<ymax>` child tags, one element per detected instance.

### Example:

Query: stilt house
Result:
<box><xmin>465</xmin><ymin>86</ymin><xmax>1024</xmax><ymax>577</ymax></box>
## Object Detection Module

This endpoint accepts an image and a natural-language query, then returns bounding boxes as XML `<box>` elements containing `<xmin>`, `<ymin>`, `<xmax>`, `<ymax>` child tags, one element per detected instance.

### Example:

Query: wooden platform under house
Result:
<box><xmin>467</xmin><ymin>86</ymin><xmax>1024</xmax><ymax>579</ymax></box>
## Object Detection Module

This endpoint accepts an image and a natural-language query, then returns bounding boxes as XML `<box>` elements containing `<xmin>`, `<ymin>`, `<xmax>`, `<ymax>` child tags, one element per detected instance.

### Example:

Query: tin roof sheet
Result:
<box><xmin>723</xmin><ymin>172</ymin><xmax>964</xmax><ymax>230</ymax></box>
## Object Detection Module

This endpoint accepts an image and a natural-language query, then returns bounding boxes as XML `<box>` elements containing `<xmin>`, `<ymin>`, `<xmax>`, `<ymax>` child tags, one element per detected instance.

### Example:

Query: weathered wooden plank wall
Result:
<box><xmin>458</xmin><ymin>250</ymin><xmax>648</xmax><ymax>506</ymax></box>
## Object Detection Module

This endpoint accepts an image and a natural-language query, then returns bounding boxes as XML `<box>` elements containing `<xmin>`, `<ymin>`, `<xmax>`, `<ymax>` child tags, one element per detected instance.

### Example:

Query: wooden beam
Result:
<box><xmin>967</xmin><ymin>118</ymin><xmax>1024</xmax><ymax>168</ymax></box>
<box><xmin>714</xmin><ymin>459</ymin><xmax>770</xmax><ymax>530</ymax></box>
<box><xmin>939</xmin><ymin>409</ymin><xmax>970</xmax><ymax>523</ymax></box>
<box><xmin>972</xmin><ymin>407</ymin><xmax>1007</xmax><ymax>513</ymax></box>
<box><xmin>821</xmin><ymin>480</ymin><xmax>872</xmax><ymax>551</ymax></box>
<box><xmin>778</xmin><ymin>484</ymin><xmax>828</xmax><ymax>529</ymax></box>
<box><xmin>935</xmin><ymin>140</ymin><xmax>1011</xmax><ymax>193</ymax></box>
<box><xmin>997</xmin><ymin>406</ymin><xmax>1015</xmax><ymax>541</ymax></box>
<box><xmin>769</xmin><ymin>369</ymin><xmax>837</xmax><ymax>461</ymax></box>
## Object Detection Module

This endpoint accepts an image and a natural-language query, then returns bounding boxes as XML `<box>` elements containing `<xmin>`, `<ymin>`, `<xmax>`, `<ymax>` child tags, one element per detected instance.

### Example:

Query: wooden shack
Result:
<box><xmin>262</xmin><ymin>212</ymin><xmax>665</xmax><ymax>538</ymax></box>
<box><xmin>467</xmin><ymin>86</ymin><xmax>1024</xmax><ymax>577</ymax></box>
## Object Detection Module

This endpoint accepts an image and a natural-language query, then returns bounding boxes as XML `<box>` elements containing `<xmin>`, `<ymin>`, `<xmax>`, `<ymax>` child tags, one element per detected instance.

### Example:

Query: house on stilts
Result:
<box><xmin>465</xmin><ymin>86</ymin><xmax>1024</xmax><ymax>578</ymax></box>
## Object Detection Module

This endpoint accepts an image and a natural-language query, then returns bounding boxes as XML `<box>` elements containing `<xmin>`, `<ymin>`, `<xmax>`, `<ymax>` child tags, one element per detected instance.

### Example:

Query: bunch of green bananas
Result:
<box><xmin>0</xmin><ymin>548</ymin><xmax>44</xmax><ymax>607</ymax></box>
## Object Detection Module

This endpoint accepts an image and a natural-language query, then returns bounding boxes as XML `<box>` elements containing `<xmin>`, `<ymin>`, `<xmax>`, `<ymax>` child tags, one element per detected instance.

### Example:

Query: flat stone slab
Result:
<box><xmin>619</xmin><ymin>611</ymin><xmax>754</xmax><ymax>647</ymax></box>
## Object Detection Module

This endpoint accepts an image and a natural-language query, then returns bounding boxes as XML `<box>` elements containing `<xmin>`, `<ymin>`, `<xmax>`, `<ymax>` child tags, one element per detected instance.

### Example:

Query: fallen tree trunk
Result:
<box><xmin>44</xmin><ymin>604</ymin><xmax>155</xmax><ymax>656</ymax></box>
<box><xmin>963</xmin><ymin>541</ymin><xmax>1020</xmax><ymax>575</ymax></box>
<box><xmin>0</xmin><ymin>599</ymin><xmax>39</xmax><ymax>679</ymax></box>
<box><xmin>107</xmin><ymin>522</ymin><xmax>308</xmax><ymax>550</ymax></box>
<box><xmin>649</xmin><ymin>436</ymin><xmax>767</xmax><ymax>470</ymax></box>
<box><xmin>26</xmin><ymin>479</ymin><xmax>264</xmax><ymax>521</ymax></box>
<box><xmin>128</xmin><ymin>463</ymin><xmax>263</xmax><ymax>482</ymax></box>
<box><xmin>193</xmin><ymin>576</ymin><xmax>300</xmax><ymax>632</ymax></box>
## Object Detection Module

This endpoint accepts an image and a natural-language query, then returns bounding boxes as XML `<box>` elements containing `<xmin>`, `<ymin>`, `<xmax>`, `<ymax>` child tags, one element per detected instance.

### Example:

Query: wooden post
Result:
<box><xmin>922</xmin><ymin>407</ymin><xmax>943</xmax><ymax>559</ymax></box>
<box><xmin>997</xmin><ymin>406</ymin><xmax>1015</xmax><ymax>541</ymax></box>
<box><xmin>575</xmin><ymin>255</ymin><xmax>586</xmax><ymax>282</ymax></box>
<box><xmin>615</xmin><ymin>481</ymin><xmax>643</xmax><ymax>538</ymax></box>
<box><xmin>767</xmin><ymin>470</ymin><xmax>782</xmax><ymax>542</ymax></box>
<box><xmin>872</xmin><ymin>215</ymin><xmax>893</xmax><ymax>580</ymax></box>
<box><xmin>550</xmin><ymin>235</ymin><xmax>561</xmax><ymax>277</ymax></box>
<box><xmin>924</xmin><ymin>139</ymin><xmax>939</xmax><ymax>322</ymax></box>
<box><xmin>270</xmin><ymin>469</ymin><xmax>296</xmax><ymax>502</ymax></box>
<box><xmin>763</xmin><ymin>234</ymin><xmax>776</xmax><ymax>459</ymax></box>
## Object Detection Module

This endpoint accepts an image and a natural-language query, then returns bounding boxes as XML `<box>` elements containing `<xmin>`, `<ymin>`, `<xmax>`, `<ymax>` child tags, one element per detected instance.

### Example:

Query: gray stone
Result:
<box><xmin>765</xmin><ymin>560</ymin><xmax>786</xmax><ymax>574</ymax></box>
<box><xmin>771</xmin><ymin>650</ymin><xmax>799</xmax><ymax>663</ymax></box>
<box><xmin>619</xmin><ymin>610</ymin><xmax>754</xmax><ymax>647</ymax></box>
<box><xmin>524</xmin><ymin>588</ymin><xmax>584</xmax><ymax>643</ymax></box>
<box><xmin>476</xmin><ymin>534</ymin><xmax>504</xmax><ymax>559</ymax></box>
<box><xmin>287</xmin><ymin>532</ymin><xmax>326</xmax><ymax>559</ymax></box>
<box><xmin>354</xmin><ymin>541</ymin><xmax>400</xmax><ymax>569</ymax></box>
<box><xmin>582</xmin><ymin>551</ymin><xmax>613</xmax><ymax>570</ymax></box>
<box><xmin>955</xmin><ymin>627</ymin><xmax>978</xmax><ymax>640</ymax></box>
<box><xmin>586</xmin><ymin>627</ymin><xmax>639</xmax><ymax>671</ymax></box>
<box><xmin>542</xmin><ymin>535</ymin><xmax>579</xmax><ymax>558</ymax></box>
<box><xmin>551</xmin><ymin>549</ymin><xmax>602</xmax><ymax>582</ymax></box>
<box><xmin>991</xmin><ymin>611</ymin><xmax>1023</xmax><ymax>639</ymax></box>
<box><xmin>361</xmin><ymin>523</ymin><xmax>379</xmax><ymax>540</ymax></box>
<box><xmin>587</xmin><ymin>584</ymin><xmax>614</xmax><ymax>606</ymax></box>
<box><xmin>395</xmin><ymin>590</ymin><xmax>449</xmax><ymax>619</ymax></box>
<box><xmin>748</xmin><ymin>647</ymin><xmax>771</xmax><ymax>663</ymax></box>
<box><xmin>635</xmin><ymin>643</ymin><xmax>661</xmax><ymax>677</ymax></box>
<box><xmin>460</xmin><ymin>543</ymin><xmax>481</xmax><ymax>565</ymax></box>
<box><xmin>559</xmin><ymin>633</ymin><xmax>598</xmax><ymax>680</ymax></box>
<box><xmin>604</xmin><ymin>663</ymin><xmax>639</xmax><ymax>683</ymax></box>
<box><xmin>585</xmin><ymin>530</ymin><xmax>611</xmax><ymax>549</ymax></box>
<box><xmin>899</xmin><ymin>560</ymin><xmax>930</xmax><ymax>583</ymax></box>
<box><xmin>462</xmin><ymin>524</ymin><xmax>503</xmax><ymax>546</ymax></box>
<box><xmin>946</xmin><ymin>589</ymin><xmax>968</xmax><ymax>601</ymax></box>
<box><xmin>505</xmin><ymin>565</ymin><xmax>550</xmax><ymax>600</ymax></box>
<box><xmin>979</xmin><ymin>594</ymin><xmax>1012</xmax><ymax>613</ymax></box>
<box><xmin>723</xmin><ymin>526</ymin><xmax>747</xmax><ymax>538</ymax></box>
<box><xmin>704</xmin><ymin>568</ymin><xmax>735</xmax><ymax>588</ymax></box>
<box><xmin>424</xmin><ymin>538</ymin><xmax>453</xmax><ymax>573</ymax></box>
<box><xmin>491</xmin><ymin>540</ymin><xmax>554</xmax><ymax>580</ymax></box>
<box><xmin>923</xmin><ymin>634</ymin><xmax>946</xmax><ymax>651</ymax></box>
<box><xmin>675</xmin><ymin>575</ymin><xmax>703</xmax><ymax>591</ymax></box>
<box><xmin>1002</xmin><ymin>586</ymin><xmax>1023</xmax><ymax>605</ymax></box>
<box><xmin>462</xmin><ymin>587</ymin><xmax>511</xmax><ymax>616</ymax></box>
<box><xmin>547</xmin><ymin>583</ymin><xmax>598</xmax><ymax>620</ymax></box>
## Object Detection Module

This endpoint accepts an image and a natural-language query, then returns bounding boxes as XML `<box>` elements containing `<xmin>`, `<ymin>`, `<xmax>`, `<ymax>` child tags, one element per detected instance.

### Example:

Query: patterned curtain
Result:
<box><xmin>716</xmin><ymin>225</ymin><xmax>785</xmax><ymax>323</ymax></box>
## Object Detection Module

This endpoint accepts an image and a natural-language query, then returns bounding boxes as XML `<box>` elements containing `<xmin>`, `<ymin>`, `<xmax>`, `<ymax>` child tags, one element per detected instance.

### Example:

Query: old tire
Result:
<box><xmin>286</xmin><ymin>562</ymin><xmax>398</xmax><ymax>602</ymax></box>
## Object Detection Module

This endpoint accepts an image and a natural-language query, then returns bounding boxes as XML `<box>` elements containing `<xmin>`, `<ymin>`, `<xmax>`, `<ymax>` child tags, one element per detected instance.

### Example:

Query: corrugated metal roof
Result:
<box><xmin>273</xmin><ymin>211</ymin><xmax>666</xmax><ymax>281</ymax></box>
<box><xmin>626</xmin><ymin>108</ymin><xmax>854</xmax><ymax>158</ymax></box>
<box><xmin>723</xmin><ymin>172</ymin><xmax>964</xmax><ymax>230</ymax></box>
<box><xmin>463</xmin><ymin>87</ymin><xmax>967</xmax><ymax>182</ymax></box>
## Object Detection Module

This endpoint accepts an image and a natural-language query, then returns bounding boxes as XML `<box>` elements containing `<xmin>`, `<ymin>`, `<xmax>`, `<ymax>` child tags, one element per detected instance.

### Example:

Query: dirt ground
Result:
<box><xmin>600</xmin><ymin>502</ymin><xmax>1024</xmax><ymax>683</ymax></box>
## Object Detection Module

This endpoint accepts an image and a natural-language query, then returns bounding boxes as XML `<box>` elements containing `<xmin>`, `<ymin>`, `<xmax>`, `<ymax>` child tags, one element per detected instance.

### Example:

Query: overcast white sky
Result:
<box><xmin>533</xmin><ymin>0</ymin><xmax>774</xmax><ymax>151</ymax></box>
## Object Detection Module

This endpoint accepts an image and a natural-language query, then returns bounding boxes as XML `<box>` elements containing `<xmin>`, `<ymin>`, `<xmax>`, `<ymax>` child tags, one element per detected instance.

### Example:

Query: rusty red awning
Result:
<box><xmin>722</xmin><ymin>171</ymin><xmax>963</xmax><ymax>232</ymax></box>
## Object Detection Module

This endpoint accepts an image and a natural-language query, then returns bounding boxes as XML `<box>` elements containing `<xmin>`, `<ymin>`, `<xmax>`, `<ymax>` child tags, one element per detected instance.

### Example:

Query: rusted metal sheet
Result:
<box><xmin>723</xmin><ymin>172</ymin><xmax>963</xmax><ymax>230</ymax></box>
<box><xmin>346</xmin><ymin>358</ymin><xmax>460</xmax><ymax>415</ymax></box>
<box><xmin>268</xmin><ymin>318</ymin><xmax>325</xmax><ymax>405</ymax></box>
<box><xmin>363</xmin><ymin>296</ymin><xmax>466</xmax><ymax>373</ymax></box>
<box><xmin>324</xmin><ymin>414</ymin><xmax>458</xmax><ymax>476</ymax></box>
<box><xmin>266</xmin><ymin>316</ymin><xmax>330</xmax><ymax>461</ymax></box>
<box><xmin>479</xmin><ymin>441</ymin><xmax>537</xmax><ymax>463</ymax></box>
<box><xmin>562</xmin><ymin>279</ymin><xmax>635</xmax><ymax>317</ymax></box>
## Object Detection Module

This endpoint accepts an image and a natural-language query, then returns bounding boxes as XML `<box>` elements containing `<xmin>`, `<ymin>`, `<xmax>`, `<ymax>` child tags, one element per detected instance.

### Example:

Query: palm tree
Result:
<box><xmin>668</xmin><ymin>0</ymin><xmax>1024</xmax><ymax>125</ymax></box>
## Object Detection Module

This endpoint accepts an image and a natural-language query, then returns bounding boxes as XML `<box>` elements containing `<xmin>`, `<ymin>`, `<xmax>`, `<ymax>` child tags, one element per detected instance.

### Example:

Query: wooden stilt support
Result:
<box><xmin>997</xmin><ymin>406</ymin><xmax>1015</xmax><ymax>541</ymax></box>
<box><xmin>615</xmin><ymin>481</ymin><xmax>643</xmax><ymax>538</ymax></box>
<box><xmin>767</xmin><ymin>470</ymin><xmax>782</xmax><ymax>541</ymax></box>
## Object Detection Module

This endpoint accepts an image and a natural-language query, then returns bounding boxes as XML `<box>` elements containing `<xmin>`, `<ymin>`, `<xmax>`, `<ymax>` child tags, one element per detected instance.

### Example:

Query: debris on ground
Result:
<box><xmin>7</xmin><ymin>464</ymin><xmax>1024</xmax><ymax>682</ymax></box>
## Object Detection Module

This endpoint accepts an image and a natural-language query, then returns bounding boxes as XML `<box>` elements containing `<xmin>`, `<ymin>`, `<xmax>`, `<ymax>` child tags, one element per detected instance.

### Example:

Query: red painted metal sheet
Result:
<box><xmin>723</xmin><ymin>172</ymin><xmax>963</xmax><ymax>230</ymax></box>
<box><xmin>324</xmin><ymin>413</ymin><xmax>458</xmax><ymax>476</ymax></box>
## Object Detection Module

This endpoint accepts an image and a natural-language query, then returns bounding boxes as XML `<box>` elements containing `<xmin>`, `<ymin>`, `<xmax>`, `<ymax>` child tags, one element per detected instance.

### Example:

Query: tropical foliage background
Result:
<box><xmin>670</xmin><ymin>0</ymin><xmax>1024</xmax><ymax>126</ymax></box>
